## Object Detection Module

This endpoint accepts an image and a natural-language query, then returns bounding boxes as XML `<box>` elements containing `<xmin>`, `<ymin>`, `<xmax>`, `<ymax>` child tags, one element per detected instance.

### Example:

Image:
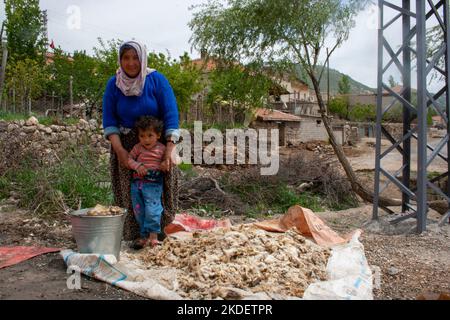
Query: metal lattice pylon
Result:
<box><xmin>373</xmin><ymin>0</ymin><xmax>450</xmax><ymax>233</ymax></box>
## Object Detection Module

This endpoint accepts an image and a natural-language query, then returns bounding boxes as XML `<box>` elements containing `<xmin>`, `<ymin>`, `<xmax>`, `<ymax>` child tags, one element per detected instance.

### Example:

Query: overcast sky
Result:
<box><xmin>0</xmin><ymin>0</ymin><xmax>444</xmax><ymax>92</ymax></box>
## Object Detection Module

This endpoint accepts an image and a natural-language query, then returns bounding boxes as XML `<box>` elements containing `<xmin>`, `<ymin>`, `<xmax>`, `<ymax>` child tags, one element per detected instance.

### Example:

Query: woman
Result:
<box><xmin>102</xmin><ymin>40</ymin><xmax>180</xmax><ymax>242</ymax></box>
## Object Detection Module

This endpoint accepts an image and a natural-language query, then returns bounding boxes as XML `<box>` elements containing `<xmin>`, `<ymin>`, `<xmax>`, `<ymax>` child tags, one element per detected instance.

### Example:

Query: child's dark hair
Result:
<box><xmin>135</xmin><ymin>116</ymin><xmax>163</xmax><ymax>134</ymax></box>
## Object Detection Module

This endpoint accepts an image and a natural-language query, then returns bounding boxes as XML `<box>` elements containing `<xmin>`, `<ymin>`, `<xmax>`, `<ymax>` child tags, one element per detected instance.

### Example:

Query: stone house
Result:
<box><xmin>340</xmin><ymin>85</ymin><xmax>409</xmax><ymax>111</ymax></box>
<box><xmin>250</xmin><ymin>108</ymin><xmax>329</xmax><ymax>146</ymax></box>
<box><xmin>189</xmin><ymin>53</ymin><xmax>332</xmax><ymax>144</ymax></box>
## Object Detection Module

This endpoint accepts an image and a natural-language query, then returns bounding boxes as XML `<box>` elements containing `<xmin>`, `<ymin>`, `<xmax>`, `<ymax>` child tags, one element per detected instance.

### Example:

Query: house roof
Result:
<box><xmin>382</xmin><ymin>85</ymin><xmax>404</xmax><ymax>95</ymax></box>
<box><xmin>191</xmin><ymin>56</ymin><xmax>243</xmax><ymax>73</ymax></box>
<box><xmin>382</xmin><ymin>85</ymin><xmax>418</xmax><ymax>95</ymax></box>
<box><xmin>255</xmin><ymin>108</ymin><xmax>302</xmax><ymax>122</ymax></box>
<box><xmin>45</xmin><ymin>52</ymin><xmax>74</xmax><ymax>64</ymax></box>
<box><xmin>191</xmin><ymin>58</ymin><xmax>219</xmax><ymax>72</ymax></box>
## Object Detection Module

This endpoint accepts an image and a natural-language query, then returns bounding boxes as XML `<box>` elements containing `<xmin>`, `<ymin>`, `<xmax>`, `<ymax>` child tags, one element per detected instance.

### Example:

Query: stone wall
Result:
<box><xmin>250</xmin><ymin>117</ymin><xmax>330</xmax><ymax>146</ymax></box>
<box><xmin>298</xmin><ymin>117</ymin><xmax>329</xmax><ymax>143</ymax></box>
<box><xmin>0</xmin><ymin>117</ymin><xmax>109</xmax><ymax>157</ymax></box>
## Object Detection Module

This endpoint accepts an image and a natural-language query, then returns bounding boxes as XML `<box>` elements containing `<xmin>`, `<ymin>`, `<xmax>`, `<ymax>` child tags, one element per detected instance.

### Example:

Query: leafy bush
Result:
<box><xmin>349</xmin><ymin>104</ymin><xmax>376</xmax><ymax>122</ymax></box>
<box><xmin>328</xmin><ymin>97</ymin><xmax>349</xmax><ymax>120</ymax></box>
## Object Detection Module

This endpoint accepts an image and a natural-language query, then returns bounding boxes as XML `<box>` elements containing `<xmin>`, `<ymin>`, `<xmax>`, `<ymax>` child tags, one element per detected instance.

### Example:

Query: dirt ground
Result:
<box><xmin>319</xmin><ymin>205</ymin><xmax>450</xmax><ymax>300</ymax></box>
<box><xmin>0</xmin><ymin>204</ymin><xmax>145</xmax><ymax>300</ymax></box>
<box><xmin>348</xmin><ymin>137</ymin><xmax>449</xmax><ymax>174</ymax></box>
<box><xmin>0</xmin><ymin>139</ymin><xmax>449</xmax><ymax>300</ymax></box>
<box><xmin>1</xmin><ymin>201</ymin><xmax>448</xmax><ymax>300</ymax></box>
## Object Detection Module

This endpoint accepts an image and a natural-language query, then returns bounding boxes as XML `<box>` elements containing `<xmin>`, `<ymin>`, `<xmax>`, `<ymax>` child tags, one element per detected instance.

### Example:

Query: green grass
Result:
<box><xmin>0</xmin><ymin>176</ymin><xmax>9</xmax><ymax>200</ymax></box>
<box><xmin>190</xmin><ymin>203</ymin><xmax>224</xmax><ymax>218</ymax></box>
<box><xmin>37</xmin><ymin>116</ymin><xmax>80</xmax><ymax>126</ymax></box>
<box><xmin>428</xmin><ymin>171</ymin><xmax>444</xmax><ymax>180</ymax></box>
<box><xmin>1</xmin><ymin>145</ymin><xmax>112</xmax><ymax>217</ymax></box>
<box><xmin>221</xmin><ymin>175</ymin><xmax>324</xmax><ymax>217</ymax></box>
<box><xmin>325</xmin><ymin>195</ymin><xmax>359</xmax><ymax>211</ymax></box>
<box><xmin>178</xmin><ymin>162</ymin><xmax>197</xmax><ymax>179</ymax></box>
<box><xmin>0</xmin><ymin>111</ymin><xmax>79</xmax><ymax>126</ymax></box>
<box><xmin>0</xmin><ymin>111</ymin><xmax>28</xmax><ymax>121</ymax></box>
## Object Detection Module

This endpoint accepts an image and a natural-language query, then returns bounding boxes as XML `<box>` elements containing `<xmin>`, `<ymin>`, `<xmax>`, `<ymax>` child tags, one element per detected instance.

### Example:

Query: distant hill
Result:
<box><xmin>294</xmin><ymin>64</ymin><xmax>375</xmax><ymax>95</ymax></box>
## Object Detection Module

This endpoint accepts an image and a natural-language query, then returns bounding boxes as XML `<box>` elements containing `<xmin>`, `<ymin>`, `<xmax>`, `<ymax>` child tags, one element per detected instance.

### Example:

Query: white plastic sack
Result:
<box><xmin>303</xmin><ymin>230</ymin><xmax>374</xmax><ymax>300</ymax></box>
<box><xmin>61</xmin><ymin>250</ymin><xmax>183</xmax><ymax>300</ymax></box>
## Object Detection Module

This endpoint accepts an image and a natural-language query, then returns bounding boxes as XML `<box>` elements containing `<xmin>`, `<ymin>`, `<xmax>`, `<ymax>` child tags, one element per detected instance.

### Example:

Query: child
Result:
<box><xmin>128</xmin><ymin>116</ymin><xmax>166</xmax><ymax>249</ymax></box>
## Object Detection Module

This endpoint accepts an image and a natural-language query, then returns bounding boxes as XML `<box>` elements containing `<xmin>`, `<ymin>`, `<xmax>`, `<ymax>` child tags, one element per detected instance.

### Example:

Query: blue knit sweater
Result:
<box><xmin>102</xmin><ymin>71</ymin><xmax>180</xmax><ymax>140</ymax></box>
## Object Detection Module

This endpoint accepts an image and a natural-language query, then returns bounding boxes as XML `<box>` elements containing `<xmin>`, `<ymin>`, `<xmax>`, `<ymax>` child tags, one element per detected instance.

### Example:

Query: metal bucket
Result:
<box><xmin>69</xmin><ymin>208</ymin><xmax>126</xmax><ymax>260</ymax></box>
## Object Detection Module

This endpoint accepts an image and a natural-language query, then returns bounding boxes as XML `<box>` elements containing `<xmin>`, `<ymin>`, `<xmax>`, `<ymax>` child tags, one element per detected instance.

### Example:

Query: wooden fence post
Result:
<box><xmin>0</xmin><ymin>37</ymin><xmax>8</xmax><ymax>109</ymax></box>
<box><xmin>28</xmin><ymin>95</ymin><xmax>31</xmax><ymax>116</ymax></box>
<box><xmin>12</xmin><ymin>79</ymin><xmax>15</xmax><ymax>114</ymax></box>
<box><xmin>69</xmin><ymin>75</ymin><xmax>73</xmax><ymax>116</ymax></box>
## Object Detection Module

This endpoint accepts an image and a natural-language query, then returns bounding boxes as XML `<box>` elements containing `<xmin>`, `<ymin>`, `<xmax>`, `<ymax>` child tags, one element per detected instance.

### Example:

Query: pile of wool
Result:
<box><xmin>139</xmin><ymin>224</ymin><xmax>330</xmax><ymax>299</ymax></box>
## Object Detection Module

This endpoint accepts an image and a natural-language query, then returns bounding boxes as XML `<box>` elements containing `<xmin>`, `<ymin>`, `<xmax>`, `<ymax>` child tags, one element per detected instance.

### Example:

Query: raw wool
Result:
<box><xmin>138</xmin><ymin>224</ymin><xmax>330</xmax><ymax>299</ymax></box>
<box><xmin>87</xmin><ymin>204</ymin><xmax>124</xmax><ymax>216</ymax></box>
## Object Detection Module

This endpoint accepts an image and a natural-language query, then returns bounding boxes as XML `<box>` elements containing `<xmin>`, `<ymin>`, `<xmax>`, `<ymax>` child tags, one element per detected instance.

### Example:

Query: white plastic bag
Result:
<box><xmin>303</xmin><ymin>231</ymin><xmax>374</xmax><ymax>300</ymax></box>
<box><xmin>61</xmin><ymin>250</ymin><xmax>183</xmax><ymax>300</ymax></box>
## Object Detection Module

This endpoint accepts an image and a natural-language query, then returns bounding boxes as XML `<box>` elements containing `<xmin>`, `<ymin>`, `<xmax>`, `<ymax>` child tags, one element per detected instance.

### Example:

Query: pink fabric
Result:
<box><xmin>165</xmin><ymin>213</ymin><xmax>232</xmax><ymax>234</ymax></box>
<box><xmin>254</xmin><ymin>205</ymin><xmax>358</xmax><ymax>247</ymax></box>
<box><xmin>0</xmin><ymin>246</ymin><xmax>60</xmax><ymax>269</ymax></box>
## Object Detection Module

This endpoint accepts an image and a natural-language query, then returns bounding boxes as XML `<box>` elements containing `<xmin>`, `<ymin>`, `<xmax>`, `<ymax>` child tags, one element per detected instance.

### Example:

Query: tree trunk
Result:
<box><xmin>309</xmin><ymin>74</ymin><xmax>402</xmax><ymax>209</ymax></box>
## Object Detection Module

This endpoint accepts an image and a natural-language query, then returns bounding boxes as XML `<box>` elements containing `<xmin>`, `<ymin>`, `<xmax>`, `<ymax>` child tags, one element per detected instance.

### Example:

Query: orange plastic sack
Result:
<box><xmin>0</xmin><ymin>246</ymin><xmax>60</xmax><ymax>269</ymax></box>
<box><xmin>164</xmin><ymin>213</ymin><xmax>232</xmax><ymax>234</ymax></box>
<box><xmin>254</xmin><ymin>205</ymin><xmax>355</xmax><ymax>246</ymax></box>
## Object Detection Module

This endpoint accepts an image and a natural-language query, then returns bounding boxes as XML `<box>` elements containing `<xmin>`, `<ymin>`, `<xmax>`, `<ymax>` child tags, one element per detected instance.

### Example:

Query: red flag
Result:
<box><xmin>50</xmin><ymin>40</ymin><xmax>55</xmax><ymax>49</ymax></box>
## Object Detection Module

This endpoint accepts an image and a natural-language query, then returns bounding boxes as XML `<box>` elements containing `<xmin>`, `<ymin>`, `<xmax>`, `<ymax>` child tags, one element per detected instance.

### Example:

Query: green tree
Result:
<box><xmin>338</xmin><ymin>75</ymin><xmax>351</xmax><ymax>95</ymax></box>
<box><xmin>71</xmin><ymin>50</ymin><xmax>102</xmax><ymax>111</ymax></box>
<box><xmin>45</xmin><ymin>48</ymin><xmax>72</xmax><ymax>100</ymax></box>
<box><xmin>93</xmin><ymin>39</ymin><xmax>203</xmax><ymax>117</ymax></box>
<box><xmin>89</xmin><ymin>38</ymin><xmax>125</xmax><ymax>117</ymax></box>
<box><xmin>189</xmin><ymin>0</ymin><xmax>397</xmax><ymax>207</ymax></box>
<box><xmin>93</xmin><ymin>38</ymin><xmax>121</xmax><ymax>85</ymax></box>
<box><xmin>148</xmin><ymin>52</ymin><xmax>204</xmax><ymax>113</ymax></box>
<box><xmin>338</xmin><ymin>74</ymin><xmax>351</xmax><ymax>118</ymax></box>
<box><xmin>6</xmin><ymin>58</ymin><xmax>46</xmax><ymax>113</ymax></box>
<box><xmin>328</xmin><ymin>97</ymin><xmax>347</xmax><ymax>119</ymax></box>
<box><xmin>4</xmin><ymin>0</ymin><xmax>47</xmax><ymax>62</ymax></box>
<box><xmin>349</xmin><ymin>104</ymin><xmax>376</xmax><ymax>122</ymax></box>
<box><xmin>388</xmin><ymin>75</ymin><xmax>397</xmax><ymax>88</ymax></box>
<box><xmin>45</xmin><ymin>47</ymin><xmax>101</xmax><ymax>117</ymax></box>
<box><xmin>206</xmin><ymin>63</ymin><xmax>273</xmax><ymax>120</ymax></box>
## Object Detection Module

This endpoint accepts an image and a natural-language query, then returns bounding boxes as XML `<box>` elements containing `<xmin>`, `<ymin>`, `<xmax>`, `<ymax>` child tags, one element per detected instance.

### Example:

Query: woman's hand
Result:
<box><xmin>161</xmin><ymin>141</ymin><xmax>177</xmax><ymax>172</ymax></box>
<box><xmin>109</xmin><ymin>134</ymin><xmax>130</xmax><ymax>169</ymax></box>
<box><xmin>136</xmin><ymin>164</ymin><xmax>148</xmax><ymax>177</ymax></box>
<box><xmin>116</xmin><ymin>148</ymin><xmax>130</xmax><ymax>169</ymax></box>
